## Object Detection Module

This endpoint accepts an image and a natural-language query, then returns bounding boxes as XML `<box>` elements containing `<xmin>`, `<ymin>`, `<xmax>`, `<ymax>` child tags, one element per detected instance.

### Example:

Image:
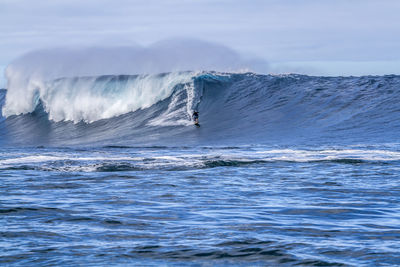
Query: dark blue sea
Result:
<box><xmin>1</xmin><ymin>73</ymin><xmax>400</xmax><ymax>266</ymax></box>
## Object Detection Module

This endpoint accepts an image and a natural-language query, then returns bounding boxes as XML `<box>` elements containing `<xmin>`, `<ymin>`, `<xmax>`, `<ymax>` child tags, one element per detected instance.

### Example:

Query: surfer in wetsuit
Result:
<box><xmin>192</xmin><ymin>111</ymin><xmax>199</xmax><ymax>125</ymax></box>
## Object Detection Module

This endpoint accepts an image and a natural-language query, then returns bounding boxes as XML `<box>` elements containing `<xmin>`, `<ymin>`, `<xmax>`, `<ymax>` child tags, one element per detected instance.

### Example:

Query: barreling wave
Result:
<box><xmin>1</xmin><ymin>72</ymin><xmax>400</xmax><ymax>146</ymax></box>
<box><xmin>2</xmin><ymin>72</ymin><xmax>197</xmax><ymax>123</ymax></box>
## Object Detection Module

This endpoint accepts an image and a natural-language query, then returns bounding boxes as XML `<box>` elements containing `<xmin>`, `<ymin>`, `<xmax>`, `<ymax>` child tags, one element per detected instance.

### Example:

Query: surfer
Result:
<box><xmin>192</xmin><ymin>111</ymin><xmax>199</xmax><ymax>126</ymax></box>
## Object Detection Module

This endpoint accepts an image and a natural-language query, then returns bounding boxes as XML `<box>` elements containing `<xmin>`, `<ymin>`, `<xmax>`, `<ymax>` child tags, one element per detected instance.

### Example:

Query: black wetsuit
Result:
<box><xmin>192</xmin><ymin>112</ymin><xmax>199</xmax><ymax>123</ymax></box>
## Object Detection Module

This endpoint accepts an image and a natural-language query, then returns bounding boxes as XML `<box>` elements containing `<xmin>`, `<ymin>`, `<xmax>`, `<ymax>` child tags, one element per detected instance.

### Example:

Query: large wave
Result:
<box><xmin>2</xmin><ymin>39</ymin><xmax>266</xmax><ymax>122</ymax></box>
<box><xmin>1</xmin><ymin>72</ymin><xmax>400</xmax><ymax>146</ymax></box>
<box><xmin>3</xmin><ymin>72</ymin><xmax>196</xmax><ymax>122</ymax></box>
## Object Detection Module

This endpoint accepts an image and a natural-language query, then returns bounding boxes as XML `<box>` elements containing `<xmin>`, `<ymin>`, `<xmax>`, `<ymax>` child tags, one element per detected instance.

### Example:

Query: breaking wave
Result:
<box><xmin>1</xmin><ymin>72</ymin><xmax>400</xmax><ymax>146</ymax></box>
<box><xmin>2</xmin><ymin>72</ymin><xmax>196</xmax><ymax>123</ymax></box>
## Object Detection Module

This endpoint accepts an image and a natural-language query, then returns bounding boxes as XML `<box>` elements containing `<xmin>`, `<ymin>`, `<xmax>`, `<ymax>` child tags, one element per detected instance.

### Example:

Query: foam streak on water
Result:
<box><xmin>1</xmin><ymin>145</ymin><xmax>400</xmax><ymax>266</ymax></box>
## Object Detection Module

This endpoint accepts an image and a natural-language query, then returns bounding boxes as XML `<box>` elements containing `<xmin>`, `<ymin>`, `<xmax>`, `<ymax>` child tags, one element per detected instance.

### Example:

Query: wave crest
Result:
<box><xmin>3</xmin><ymin>72</ymin><xmax>195</xmax><ymax>123</ymax></box>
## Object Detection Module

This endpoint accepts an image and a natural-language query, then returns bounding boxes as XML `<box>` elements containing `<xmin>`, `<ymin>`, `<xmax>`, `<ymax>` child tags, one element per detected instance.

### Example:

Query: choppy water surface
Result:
<box><xmin>2</xmin><ymin>72</ymin><xmax>400</xmax><ymax>265</ymax></box>
<box><xmin>1</xmin><ymin>145</ymin><xmax>400</xmax><ymax>266</ymax></box>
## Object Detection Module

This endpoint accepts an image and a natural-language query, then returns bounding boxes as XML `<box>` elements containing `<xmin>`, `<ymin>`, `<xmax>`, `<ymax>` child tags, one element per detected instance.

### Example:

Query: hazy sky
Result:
<box><xmin>1</xmin><ymin>0</ymin><xmax>400</xmax><ymax>85</ymax></box>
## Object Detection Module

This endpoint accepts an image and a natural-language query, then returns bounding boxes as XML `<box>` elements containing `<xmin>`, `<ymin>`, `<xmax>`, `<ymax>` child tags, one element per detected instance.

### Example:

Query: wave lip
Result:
<box><xmin>2</xmin><ymin>72</ymin><xmax>196</xmax><ymax>123</ymax></box>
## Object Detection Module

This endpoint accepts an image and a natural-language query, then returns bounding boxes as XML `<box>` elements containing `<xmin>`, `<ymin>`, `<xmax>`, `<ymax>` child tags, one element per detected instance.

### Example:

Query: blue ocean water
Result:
<box><xmin>1</xmin><ymin>73</ymin><xmax>400</xmax><ymax>266</ymax></box>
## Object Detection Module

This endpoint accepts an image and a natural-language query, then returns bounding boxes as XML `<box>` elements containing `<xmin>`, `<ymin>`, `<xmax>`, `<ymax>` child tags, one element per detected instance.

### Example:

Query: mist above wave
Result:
<box><xmin>2</xmin><ymin>39</ymin><xmax>267</xmax><ymax>120</ymax></box>
<box><xmin>6</xmin><ymin>39</ymin><xmax>266</xmax><ymax>79</ymax></box>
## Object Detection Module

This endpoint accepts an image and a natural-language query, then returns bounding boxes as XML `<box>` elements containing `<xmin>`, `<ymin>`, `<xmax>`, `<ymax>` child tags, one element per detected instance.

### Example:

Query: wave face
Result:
<box><xmin>1</xmin><ymin>72</ymin><xmax>400</xmax><ymax>146</ymax></box>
